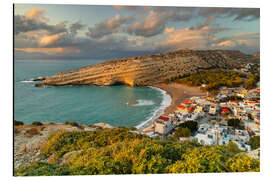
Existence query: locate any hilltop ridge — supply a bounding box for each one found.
[35,49,259,87]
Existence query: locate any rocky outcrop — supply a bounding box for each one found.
[35,49,259,87]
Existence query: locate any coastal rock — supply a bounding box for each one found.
[93,122,114,129]
[35,49,259,87]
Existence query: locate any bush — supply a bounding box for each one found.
[248,136,260,150]
[32,121,43,126]
[25,128,40,137]
[129,126,137,131]
[174,127,191,139]
[14,120,24,126]
[15,162,69,176]
[244,74,260,89]
[227,119,244,130]
[179,121,198,133]
[226,141,241,154]
[65,121,80,127]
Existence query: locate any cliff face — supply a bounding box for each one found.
[35,49,259,87]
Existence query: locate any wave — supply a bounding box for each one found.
[131,99,155,107]
[136,86,172,130]
[20,80,34,83]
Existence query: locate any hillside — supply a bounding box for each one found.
[15,127,260,176]
[35,49,259,87]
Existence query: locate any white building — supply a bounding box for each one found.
[154,116,175,136]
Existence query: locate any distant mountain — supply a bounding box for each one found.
[35,49,260,87]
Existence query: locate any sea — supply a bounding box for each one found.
[14,59,171,128]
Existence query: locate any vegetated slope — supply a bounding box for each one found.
[15,128,260,176]
[172,69,260,94]
[35,49,259,87]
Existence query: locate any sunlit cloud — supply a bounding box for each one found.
[15,47,81,55]
[25,8,49,22]
[14,5,260,59]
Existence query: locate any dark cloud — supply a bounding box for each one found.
[70,22,85,36]
[15,34,159,60]
[199,7,260,21]
[14,15,67,35]
[86,15,134,39]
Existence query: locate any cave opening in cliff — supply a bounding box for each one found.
[111,81,127,86]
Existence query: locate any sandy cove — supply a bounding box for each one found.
[154,83,206,115]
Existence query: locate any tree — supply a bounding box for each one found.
[179,121,198,133]
[244,74,260,89]
[227,119,241,129]
[174,127,191,139]
[226,141,241,154]
[248,136,260,150]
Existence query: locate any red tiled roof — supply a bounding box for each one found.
[158,116,169,121]
[178,105,185,108]
[143,130,154,134]
[182,100,191,104]
[221,107,230,113]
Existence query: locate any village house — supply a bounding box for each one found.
[154,116,175,136]
[209,105,217,115]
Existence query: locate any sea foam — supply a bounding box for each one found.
[20,80,34,83]
[136,86,172,129]
[132,99,155,107]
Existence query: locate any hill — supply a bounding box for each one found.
[35,49,259,87]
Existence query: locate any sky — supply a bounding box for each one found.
[14,4,260,60]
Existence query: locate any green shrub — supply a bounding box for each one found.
[14,120,24,126]
[248,136,260,150]
[25,128,40,137]
[65,121,80,127]
[32,121,43,126]
[15,162,69,176]
[129,126,137,131]
[179,121,198,133]
[174,127,191,139]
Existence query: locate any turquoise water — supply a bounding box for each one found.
[14,59,164,127]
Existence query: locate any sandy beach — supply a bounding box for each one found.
[137,83,206,132]
[154,83,206,115]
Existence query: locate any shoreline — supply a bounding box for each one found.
[137,83,206,132]
[136,86,172,131]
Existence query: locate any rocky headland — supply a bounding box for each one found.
[35,49,259,87]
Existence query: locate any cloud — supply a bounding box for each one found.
[14,6,259,59]
[112,5,137,11]
[156,25,228,50]
[39,34,62,46]
[205,16,215,26]
[211,32,260,53]
[87,15,134,39]
[112,5,152,12]
[126,7,194,37]
[70,22,85,36]
[15,47,80,55]
[14,15,67,35]
[25,8,49,22]
[199,7,260,21]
